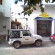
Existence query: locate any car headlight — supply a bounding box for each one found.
[51,37,53,39]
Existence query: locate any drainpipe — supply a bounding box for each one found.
[25,18,28,30]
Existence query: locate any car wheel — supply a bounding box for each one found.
[35,41,42,47]
[13,42,21,49]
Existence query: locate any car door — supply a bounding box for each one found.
[21,30,34,44]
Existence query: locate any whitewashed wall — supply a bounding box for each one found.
[0,0,54,35]
[27,5,55,34]
[0,17,10,35]
[0,0,12,35]
[0,0,14,17]
[10,1,55,34]
[0,5,3,12]
[45,5,55,18]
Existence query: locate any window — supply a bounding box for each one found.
[0,0,2,5]
[10,31,20,38]
[22,30,31,36]
[53,34,55,36]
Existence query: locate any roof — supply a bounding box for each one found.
[35,17,53,20]
[10,29,29,31]
[38,12,50,17]
[35,12,53,20]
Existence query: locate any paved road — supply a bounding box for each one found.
[0,39,55,55]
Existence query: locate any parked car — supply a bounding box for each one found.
[6,29,43,49]
[49,34,55,42]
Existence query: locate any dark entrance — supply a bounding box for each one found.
[37,20,52,36]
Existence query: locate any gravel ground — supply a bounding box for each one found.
[0,39,55,55]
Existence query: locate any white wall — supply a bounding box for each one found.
[0,5,3,12]
[0,0,12,35]
[11,3,55,34]
[27,5,55,34]
[3,1,54,34]
[0,17,10,35]
[45,5,55,18]
[27,5,41,34]
[0,0,14,17]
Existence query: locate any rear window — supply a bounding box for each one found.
[10,31,20,38]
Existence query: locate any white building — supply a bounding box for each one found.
[0,0,55,37]
[26,4,55,36]
[11,1,55,37]
[0,0,12,35]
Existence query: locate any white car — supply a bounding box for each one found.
[7,29,43,49]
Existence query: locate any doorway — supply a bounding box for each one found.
[37,20,52,36]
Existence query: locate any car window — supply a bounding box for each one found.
[22,30,31,36]
[53,34,55,36]
[10,31,20,38]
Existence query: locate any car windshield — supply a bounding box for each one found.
[22,30,31,36]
